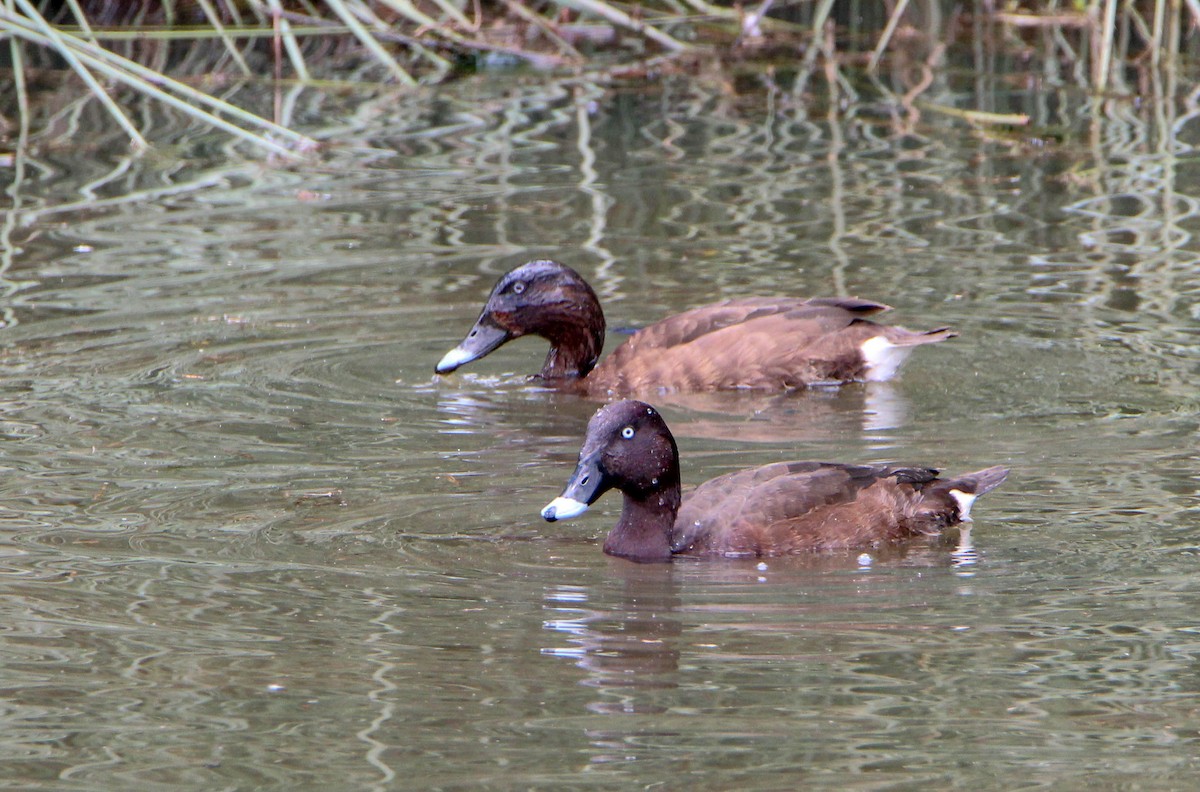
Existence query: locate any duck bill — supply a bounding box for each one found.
[435,316,512,374]
[541,454,607,522]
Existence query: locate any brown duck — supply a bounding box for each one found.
[435,260,956,394]
[541,400,1009,563]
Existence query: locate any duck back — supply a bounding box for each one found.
[582,297,949,394]
[671,463,1008,557]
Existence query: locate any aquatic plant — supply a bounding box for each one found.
[2,1,1199,155]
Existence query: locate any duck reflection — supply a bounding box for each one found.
[541,563,682,715]
[539,539,981,766]
[432,378,910,451]
[650,383,908,444]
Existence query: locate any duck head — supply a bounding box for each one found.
[542,400,681,523]
[436,260,606,380]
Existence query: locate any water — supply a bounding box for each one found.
[1,63,1199,789]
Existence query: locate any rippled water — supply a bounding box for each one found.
[2,63,1199,789]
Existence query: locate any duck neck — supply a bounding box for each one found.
[603,484,682,563]
[538,300,605,380]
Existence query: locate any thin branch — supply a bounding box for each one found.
[323,0,416,84]
[1095,0,1117,92]
[62,0,96,43]
[193,0,252,74]
[8,0,147,149]
[1,10,313,156]
[5,12,313,143]
[500,0,583,62]
[869,0,910,72]
[552,0,690,52]
[264,0,312,82]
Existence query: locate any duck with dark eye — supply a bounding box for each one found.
[435,260,958,394]
[540,400,1009,563]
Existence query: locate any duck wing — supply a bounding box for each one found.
[671,462,964,557]
[585,297,932,393]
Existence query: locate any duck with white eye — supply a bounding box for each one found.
[540,400,1009,564]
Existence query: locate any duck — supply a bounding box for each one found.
[540,400,1009,563]
[435,260,957,394]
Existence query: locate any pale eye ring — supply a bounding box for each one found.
[512,281,526,294]
[621,426,635,440]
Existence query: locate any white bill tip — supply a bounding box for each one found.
[541,496,589,522]
[436,345,475,374]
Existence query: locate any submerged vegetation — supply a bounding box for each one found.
[2,1,1200,157]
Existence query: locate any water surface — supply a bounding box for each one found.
[1,62,1199,789]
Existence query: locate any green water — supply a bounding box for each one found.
[1,64,1198,789]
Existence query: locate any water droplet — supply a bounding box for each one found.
[857,553,872,567]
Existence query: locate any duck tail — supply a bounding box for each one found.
[930,466,1009,523]
[951,465,1010,496]
[884,325,959,346]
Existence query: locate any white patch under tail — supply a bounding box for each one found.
[949,489,978,522]
[860,336,914,382]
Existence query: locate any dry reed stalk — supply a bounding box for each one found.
[2,0,1196,157]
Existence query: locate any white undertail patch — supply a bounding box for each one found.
[949,489,978,522]
[860,336,914,382]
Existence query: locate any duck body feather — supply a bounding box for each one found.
[672,461,1007,557]
[584,296,939,393]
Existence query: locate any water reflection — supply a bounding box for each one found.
[434,376,911,450]
[542,564,684,770]
[542,565,682,712]
[539,541,990,773]
[4,44,1200,789]
[651,383,910,447]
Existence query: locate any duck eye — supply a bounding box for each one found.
[512,281,526,294]
[621,426,635,440]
